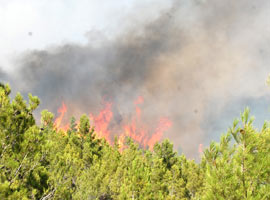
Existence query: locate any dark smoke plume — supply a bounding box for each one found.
[7,0,270,157]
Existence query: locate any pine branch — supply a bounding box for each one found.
[9,152,28,185]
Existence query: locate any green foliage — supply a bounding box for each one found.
[0,84,47,199]
[41,110,54,128]
[78,114,90,136]
[1,85,270,199]
[202,108,270,199]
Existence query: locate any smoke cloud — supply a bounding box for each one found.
[0,67,7,82]
[6,0,270,157]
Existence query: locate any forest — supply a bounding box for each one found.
[1,83,270,200]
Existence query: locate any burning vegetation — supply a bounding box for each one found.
[4,0,269,158]
[1,0,270,198]
[53,96,172,151]
[1,83,270,199]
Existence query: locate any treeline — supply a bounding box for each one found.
[0,83,270,199]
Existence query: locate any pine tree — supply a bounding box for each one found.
[0,84,48,199]
[203,108,270,199]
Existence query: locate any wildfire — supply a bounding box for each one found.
[89,102,113,142]
[54,96,172,150]
[54,102,67,129]
[148,117,172,150]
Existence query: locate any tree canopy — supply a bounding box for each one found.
[1,83,270,199]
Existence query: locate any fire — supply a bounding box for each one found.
[54,102,67,129]
[54,96,172,150]
[147,117,172,150]
[89,102,113,143]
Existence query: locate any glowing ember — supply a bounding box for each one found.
[54,96,172,150]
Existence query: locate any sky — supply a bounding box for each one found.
[1,0,270,158]
[0,0,131,70]
[0,0,170,71]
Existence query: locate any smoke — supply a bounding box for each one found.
[0,67,7,82]
[6,0,270,157]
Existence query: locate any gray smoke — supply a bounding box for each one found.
[6,0,270,158]
[0,67,7,82]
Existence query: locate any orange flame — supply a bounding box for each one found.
[148,117,172,150]
[54,96,172,151]
[89,102,113,142]
[54,102,67,129]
